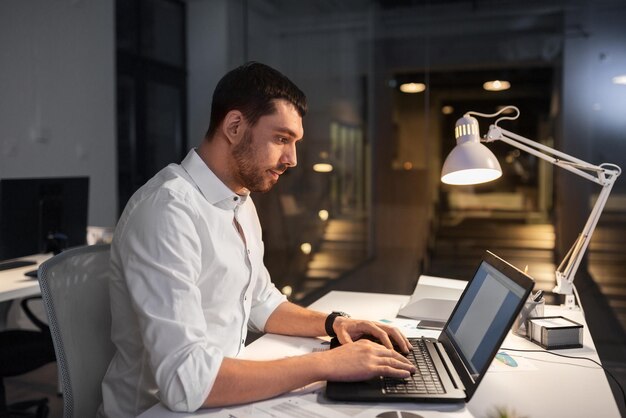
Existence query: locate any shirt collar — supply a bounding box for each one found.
[181,149,248,210]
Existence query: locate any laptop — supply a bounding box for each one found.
[325,251,534,403]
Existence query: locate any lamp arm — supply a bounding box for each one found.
[487,126,608,185]
[485,125,622,309]
[554,180,616,294]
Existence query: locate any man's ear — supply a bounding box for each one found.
[222,110,246,144]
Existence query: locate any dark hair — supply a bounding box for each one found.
[205,62,307,139]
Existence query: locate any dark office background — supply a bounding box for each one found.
[1,0,625,416]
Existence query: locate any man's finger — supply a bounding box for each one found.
[362,324,394,349]
[388,348,414,367]
[337,328,354,344]
[377,356,416,376]
[378,325,412,353]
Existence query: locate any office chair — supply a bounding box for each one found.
[38,244,114,418]
[0,296,56,418]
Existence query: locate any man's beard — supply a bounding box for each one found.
[232,129,287,193]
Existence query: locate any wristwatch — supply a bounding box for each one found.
[325,311,350,338]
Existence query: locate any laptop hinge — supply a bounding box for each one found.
[435,341,466,391]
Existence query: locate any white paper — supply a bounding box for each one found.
[398,279,466,322]
[192,390,475,418]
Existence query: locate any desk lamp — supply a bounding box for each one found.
[441,106,621,309]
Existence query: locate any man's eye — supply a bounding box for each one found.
[278,137,288,144]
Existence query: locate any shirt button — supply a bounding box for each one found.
[244,296,247,301]
[234,196,239,201]
[247,249,250,254]
[241,339,245,345]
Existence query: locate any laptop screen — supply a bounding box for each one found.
[445,259,528,376]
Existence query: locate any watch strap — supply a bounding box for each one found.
[325,311,349,337]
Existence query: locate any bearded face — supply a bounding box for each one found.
[228,99,302,193]
[232,128,288,193]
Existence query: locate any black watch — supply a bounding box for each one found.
[325,311,350,337]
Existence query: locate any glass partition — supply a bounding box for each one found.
[239,0,626,308]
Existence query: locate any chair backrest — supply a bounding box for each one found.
[38,244,114,418]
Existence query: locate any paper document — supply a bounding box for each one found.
[174,390,474,418]
[398,277,466,322]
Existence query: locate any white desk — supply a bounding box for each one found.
[141,287,621,418]
[0,253,52,330]
[0,253,51,303]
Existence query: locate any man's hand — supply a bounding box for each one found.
[264,302,412,353]
[318,338,416,381]
[333,316,413,354]
[203,338,416,408]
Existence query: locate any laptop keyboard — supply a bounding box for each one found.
[383,338,445,395]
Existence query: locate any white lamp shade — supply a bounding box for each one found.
[441,142,502,184]
[441,115,502,185]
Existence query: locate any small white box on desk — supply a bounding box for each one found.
[528,316,583,350]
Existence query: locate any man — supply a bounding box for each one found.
[100,62,415,417]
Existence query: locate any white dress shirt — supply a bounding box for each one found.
[100,149,287,417]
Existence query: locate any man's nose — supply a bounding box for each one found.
[282,142,297,167]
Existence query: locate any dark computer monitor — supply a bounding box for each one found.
[0,177,89,260]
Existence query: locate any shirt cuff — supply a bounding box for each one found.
[164,345,224,412]
[248,290,287,333]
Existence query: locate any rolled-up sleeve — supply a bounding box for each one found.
[248,263,287,332]
[117,190,220,412]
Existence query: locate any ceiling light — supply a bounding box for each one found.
[318,210,329,221]
[300,243,312,255]
[281,285,293,297]
[612,75,626,85]
[442,105,454,115]
[313,163,333,173]
[399,83,426,94]
[483,80,511,92]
